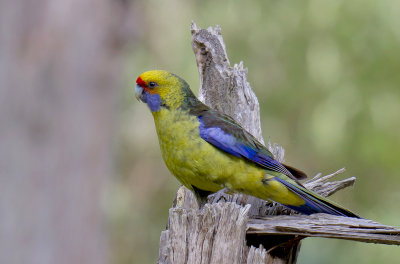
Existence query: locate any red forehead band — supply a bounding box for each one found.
[136,76,147,88]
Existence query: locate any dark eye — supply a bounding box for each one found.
[148,82,158,88]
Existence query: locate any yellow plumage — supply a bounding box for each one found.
[135,70,360,217]
[153,107,304,206]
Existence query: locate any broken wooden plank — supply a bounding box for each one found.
[247,214,400,245]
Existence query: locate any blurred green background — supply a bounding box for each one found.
[114,0,400,263]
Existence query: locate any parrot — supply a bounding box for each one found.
[135,70,360,218]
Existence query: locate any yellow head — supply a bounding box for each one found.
[135,70,190,111]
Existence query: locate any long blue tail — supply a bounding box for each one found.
[275,177,360,218]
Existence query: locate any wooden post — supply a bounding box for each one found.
[158,23,400,264]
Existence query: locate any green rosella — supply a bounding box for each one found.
[135,70,359,217]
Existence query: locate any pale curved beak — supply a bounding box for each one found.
[135,84,143,101]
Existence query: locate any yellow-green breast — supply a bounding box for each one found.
[152,108,263,191]
[152,107,304,206]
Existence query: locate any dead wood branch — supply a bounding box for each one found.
[158,22,400,264]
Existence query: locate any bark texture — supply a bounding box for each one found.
[158,22,400,264]
[248,214,400,245]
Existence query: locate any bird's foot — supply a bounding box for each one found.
[208,187,232,204]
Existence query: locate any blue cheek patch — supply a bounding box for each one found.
[142,93,161,112]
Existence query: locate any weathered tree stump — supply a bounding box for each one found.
[158,22,400,264]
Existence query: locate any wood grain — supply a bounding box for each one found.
[248,214,400,245]
[158,22,400,264]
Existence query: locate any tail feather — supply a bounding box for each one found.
[274,177,360,218]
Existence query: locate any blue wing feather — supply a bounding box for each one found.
[198,114,295,178]
[195,109,360,218]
